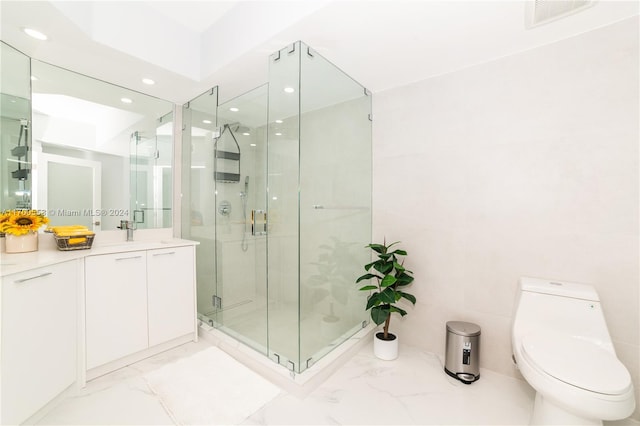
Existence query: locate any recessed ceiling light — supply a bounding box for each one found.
[275,119,283,124]
[120,97,133,104]
[23,28,48,41]
[275,132,282,136]
[30,75,38,81]
[283,87,295,93]
[250,143,257,147]
[242,132,250,136]
[229,107,239,112]
[202,119,212,124]
[142,78,155,85]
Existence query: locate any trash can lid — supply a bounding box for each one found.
[446,321,481,336]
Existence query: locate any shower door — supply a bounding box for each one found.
[183,86,270,354]
[212,85,269,353]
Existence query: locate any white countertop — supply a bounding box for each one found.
[0,231,199,277]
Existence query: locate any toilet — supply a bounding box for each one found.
[512,277,635,425]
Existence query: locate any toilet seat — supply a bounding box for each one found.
[522,333,632,396]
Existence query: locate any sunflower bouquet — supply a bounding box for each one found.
[0,210,50,236]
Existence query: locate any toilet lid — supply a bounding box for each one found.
[522,333,631,395]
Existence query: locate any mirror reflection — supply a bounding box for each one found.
[1,42,32,211]
[30,59,174,231]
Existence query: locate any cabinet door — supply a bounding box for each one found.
[2,260,78,425]
[85,252,148,369]
[147,246,195,346]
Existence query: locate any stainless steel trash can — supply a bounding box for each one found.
[444,321,481,384]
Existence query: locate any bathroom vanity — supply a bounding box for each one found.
[0,235,198,425]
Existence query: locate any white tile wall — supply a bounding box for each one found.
[372,16,639,419]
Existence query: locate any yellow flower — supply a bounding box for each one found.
[0,210,49,236]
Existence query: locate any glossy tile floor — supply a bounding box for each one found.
[35,338,639,425]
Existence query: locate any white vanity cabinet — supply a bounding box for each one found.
[1,259,79,426]
[85,251,148,369]
[147,246,195,347]
[84,244,196,375]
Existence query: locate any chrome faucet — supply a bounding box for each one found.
[117,220,135,241]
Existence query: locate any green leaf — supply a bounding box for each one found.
[391,249,407,256]
[356,273,380,283]
[366,292,381,310]
[373,261,393,275]
[371,305,390,325]
[364,261,377,271]
[393,261,405,272]
[358,285,377,291]
[389,306,408,316]
[394,272,414,286]
[399,292,417,305]
[367,243,386,254]
[380,275,397,287]
[379,287,397,304]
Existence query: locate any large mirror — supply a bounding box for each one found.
[1,41,175,231]
[1,42,32,212]
[26,58,174,231]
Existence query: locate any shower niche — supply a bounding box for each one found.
[182,41,372,373]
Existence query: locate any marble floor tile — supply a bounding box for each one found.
[243,344,535,425]
[34,337,640,426]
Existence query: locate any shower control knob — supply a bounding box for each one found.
[218,200,232,216]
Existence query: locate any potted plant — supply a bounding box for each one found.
[356,240,416,360]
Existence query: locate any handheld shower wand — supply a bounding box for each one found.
[242,176,249,197]
[241,176,249,252]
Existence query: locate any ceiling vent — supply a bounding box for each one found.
[525,0,597,29]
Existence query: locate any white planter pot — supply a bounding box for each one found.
[5,231,38,253]
[373,331,398,360]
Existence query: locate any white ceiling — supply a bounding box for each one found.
[1,1,638,105]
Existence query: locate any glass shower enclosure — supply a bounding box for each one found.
[183,42,372,373]
[130,112,174,229]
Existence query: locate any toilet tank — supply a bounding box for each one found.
[512,277,615,352]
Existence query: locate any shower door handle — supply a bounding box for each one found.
[251,209,267,236]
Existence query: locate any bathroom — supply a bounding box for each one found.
[0,1,638,425]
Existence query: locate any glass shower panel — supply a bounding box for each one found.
[130,113,173,229]
[156,112,173,228]
[214,85,269,355]
[298,42,372,366]
[267,44,302,370]
[181,87,218,323]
